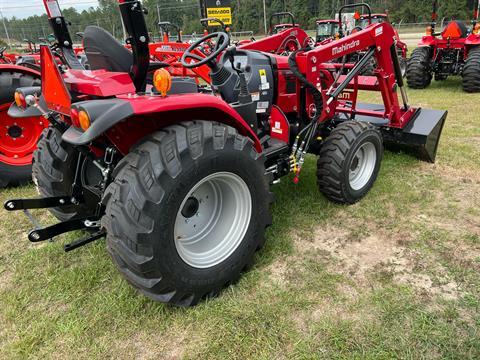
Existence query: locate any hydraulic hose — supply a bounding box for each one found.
[288,49,325,182]
[288,49,324,121]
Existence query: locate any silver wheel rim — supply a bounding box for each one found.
[174,172,252,269]
[349,142,377,191]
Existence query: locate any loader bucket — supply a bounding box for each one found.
[342,103,447,163]
[392,108,447,163]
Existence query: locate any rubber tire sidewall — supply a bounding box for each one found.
[342,130,383,202]
[0,162,31,188]
[104,122,272,306]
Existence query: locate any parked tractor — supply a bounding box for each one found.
[315,19,339,44]
[6,0,447,306]
[406,0,480,92]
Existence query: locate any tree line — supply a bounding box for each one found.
[2,0,478,45]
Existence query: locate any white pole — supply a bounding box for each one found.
[0,10,10,47]
[263,0,267,34]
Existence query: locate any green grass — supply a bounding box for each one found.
[1,78,480,359]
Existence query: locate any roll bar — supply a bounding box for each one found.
[158,21,182,43]
[338,3,372,37]
[118,0,150,92]
[42,0,83,69]
[269,12,296,34]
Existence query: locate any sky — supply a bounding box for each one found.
[1,0,100,19]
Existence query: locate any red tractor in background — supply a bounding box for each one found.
[269,12,300,34]
[406,0,480,92]
[315,19,339,44]
[5,0,447,306]
[0,38,45,188]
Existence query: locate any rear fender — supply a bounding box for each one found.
[0,64,40,79]
[0,66,42,118]
[7,87,44,118]
[63,94,263,154]
[465,33,480,47]
[418,36,436,47]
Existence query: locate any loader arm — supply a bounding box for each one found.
[238,27,309,54]
[295,22,412,128]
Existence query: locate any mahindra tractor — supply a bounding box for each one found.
[315,19,339,44]
[406,0,480,92]
[5,0,447,306]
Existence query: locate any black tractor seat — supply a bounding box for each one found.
[83,26,197,95]
[83,26,169,73]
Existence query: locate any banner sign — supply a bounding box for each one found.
[205,0,232,26]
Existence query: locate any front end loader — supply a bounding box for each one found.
[5,0,447,306]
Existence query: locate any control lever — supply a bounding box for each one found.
[225,46,258,132]
[226,46,252,105]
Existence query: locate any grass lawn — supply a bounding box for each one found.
[1,78,479,359]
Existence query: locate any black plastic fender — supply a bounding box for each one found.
[62,99,134,145]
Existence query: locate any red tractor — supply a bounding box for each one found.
[406,0,480,92]
[6,0,447,306]
[315,19,339,44]
[0,40,45,187]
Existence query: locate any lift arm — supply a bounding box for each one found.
[294,22,413,128]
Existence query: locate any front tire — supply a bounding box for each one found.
[462,47,480,93]
[406,47,432,89]
[317,121,383,204]
[102,121,273,306]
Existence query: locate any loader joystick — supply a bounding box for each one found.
[181,32,229,69]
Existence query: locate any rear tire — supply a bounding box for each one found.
[462,47,480,93]
[0,162,31,188]
[317,121,383,204]
[102,121,273,306]
[33,127,100,221]
[406,47,432,89]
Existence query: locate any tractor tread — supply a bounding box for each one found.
[406,47,432,89]
[316,121,383,204]
[33,127,95,221]
[463,47,480,93]
[102,121,273,306]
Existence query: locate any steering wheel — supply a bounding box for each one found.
[350,26,364,35]
[181,32,229,69]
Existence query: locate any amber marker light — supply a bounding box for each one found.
[78,110,91,131]
[153,68,172,97]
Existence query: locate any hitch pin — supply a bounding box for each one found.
[25,95,48,116]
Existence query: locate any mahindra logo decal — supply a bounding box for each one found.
[332,40,361,56]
